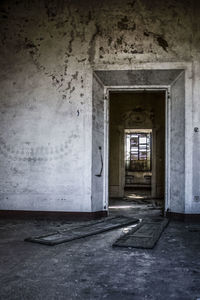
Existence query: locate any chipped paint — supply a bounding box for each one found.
[0,0,199,213]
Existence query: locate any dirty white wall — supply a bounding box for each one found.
[91,75,104,212]
[0,0,200,214]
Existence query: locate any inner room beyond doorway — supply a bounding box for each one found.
[109,91,165,218]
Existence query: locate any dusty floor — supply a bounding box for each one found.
[110,188,163,218]
[0,194,200,300]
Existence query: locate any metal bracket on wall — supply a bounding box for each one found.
[95,146,103,177]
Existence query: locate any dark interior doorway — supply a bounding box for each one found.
[108,91,165,218]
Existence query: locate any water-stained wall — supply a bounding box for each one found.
[0,0,200,213]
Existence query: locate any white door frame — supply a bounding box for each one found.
[103,86,170,214]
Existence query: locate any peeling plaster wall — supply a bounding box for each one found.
[0,0,200,213]
[0,0,94,211]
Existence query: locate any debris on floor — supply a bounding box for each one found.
[113,218,169,249]
[25,215,139,246]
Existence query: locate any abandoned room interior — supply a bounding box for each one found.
[0,0,200,299]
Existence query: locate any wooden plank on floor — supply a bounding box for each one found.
[25,216,139,246]
[113,218,169,249]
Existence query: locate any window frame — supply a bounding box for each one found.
[125,131,152,172]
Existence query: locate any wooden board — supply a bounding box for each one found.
[25,216,139,246]
[113,218,169,249]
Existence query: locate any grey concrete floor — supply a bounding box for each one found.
[0,198,200,300]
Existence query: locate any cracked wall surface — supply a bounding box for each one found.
[0,0,200,212]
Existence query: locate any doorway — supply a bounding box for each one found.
[108,91,165,217]
[125,129,152,199]
[92,69,186,216]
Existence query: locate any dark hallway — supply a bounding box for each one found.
[109,91,165,218]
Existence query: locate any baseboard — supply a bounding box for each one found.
[166,211,200,222]
[0,210,108,221]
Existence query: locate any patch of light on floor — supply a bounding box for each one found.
[123,222,140,233]
[109,205,135,209]
[127,194,144,199]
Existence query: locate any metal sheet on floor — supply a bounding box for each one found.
[25,216,139,246]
